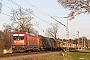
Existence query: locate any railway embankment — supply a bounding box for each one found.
[0,51,60,60]
[0,48,90,60]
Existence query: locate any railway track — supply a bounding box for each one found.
[0,51,59,58]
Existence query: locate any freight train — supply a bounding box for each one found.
[11,32,76,52]
[11,32,61,52]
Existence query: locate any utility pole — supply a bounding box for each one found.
[76,31,80,49]
[84,37,85,48]
[77,31,79,45]
[66,18,69,51]
[82,38,83,48]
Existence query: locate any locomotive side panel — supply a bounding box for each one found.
[29,34,39,48]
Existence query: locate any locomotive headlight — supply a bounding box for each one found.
[14,41,16,43]
[20,40,24,44]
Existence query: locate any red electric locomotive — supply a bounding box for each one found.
[11,32,39,52]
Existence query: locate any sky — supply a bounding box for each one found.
[0,0,90,39]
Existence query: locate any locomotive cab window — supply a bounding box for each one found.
[19,36,24,40]
[13,34,24,40]
[13,36,18,40]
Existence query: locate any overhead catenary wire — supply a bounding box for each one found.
[1,12,11,17]
[8,0,21,8]
[69,32,77,37]
[50,16,66,27]
[24,0,50,16]
[24,0,55,23]
[24,0,49,22]
[1,0,49,32]
[8,0,52,25]
[2,3,11,9]
[51,16,77,38]
[2,2,34,25]
[1,3,22,25]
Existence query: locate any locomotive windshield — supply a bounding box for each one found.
[13,34,24,40]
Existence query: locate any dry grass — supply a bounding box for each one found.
[1,50,90,60]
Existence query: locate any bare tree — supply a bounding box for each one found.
[45,23,59,40]
[3,30,11,49]
[57,0,90,19]
[0,29,11,51]
[0,30,4,51]
[3,8,38,36]
[2,24,12,49]
[10,8,33,32]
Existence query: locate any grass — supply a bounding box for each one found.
[76,49,90,53]
[23,52,66,60]
[84,48,90,50]
[16,48,90,60]
[23,50,90,60]
[37,54,63,60]
[64,49,90,60]
[65,52,90,60]
[36,50,90,60]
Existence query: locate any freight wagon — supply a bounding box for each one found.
[38,35,46,51]
[44,37,56,51]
